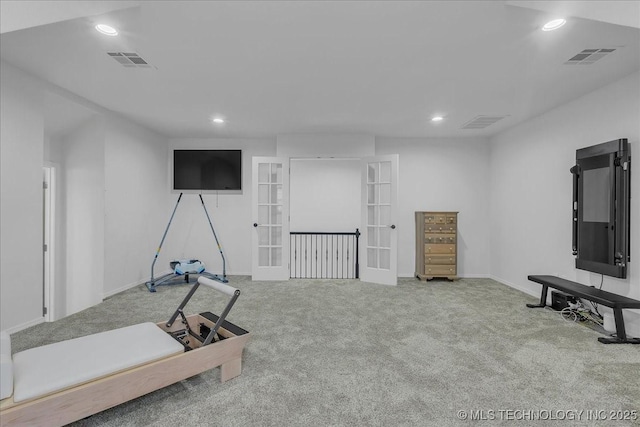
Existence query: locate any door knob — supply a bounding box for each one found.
[253,223,258,227]
[390,225,396,229]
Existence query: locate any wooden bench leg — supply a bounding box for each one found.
[220,358,242,382]
[526,285,548,308]
[598,308,640,344]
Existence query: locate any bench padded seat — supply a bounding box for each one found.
[12,322,184,403]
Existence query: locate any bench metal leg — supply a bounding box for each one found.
[526,285,548,308]
[598,308,640,344]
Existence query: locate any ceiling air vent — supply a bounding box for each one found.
[461,115,508,130]
[107,52,151,68]
[565,48,616,65]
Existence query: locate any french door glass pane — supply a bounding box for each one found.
[271,205,282,225]
[258,227,269,245]
[380,161,391,182]
[258,185,269,203]
[379,184,391,204]
[270,184,282,204]
[367,248,378,268]
[368,164,378,183]
[258,164,269,182]
[367,226,377,246]
[259,247,270,267]
[379,205,390,225]
[379,249,390,269]
[379,227,391,248]
[271,164,282,183]
[367,184,376,204]
[258,206,269,224]
[271,248,282,266]
[367,206,377,226]
[271,226,282,245]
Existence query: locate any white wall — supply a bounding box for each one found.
[103,116,169,297]
[63,117,105,315]
[376,137,491,278]
[277,134,374,158]
[1,60,172,330]
[490,71,640,336]
[165,138,277,275]
[0,61,45,332]
[290,158,360,232]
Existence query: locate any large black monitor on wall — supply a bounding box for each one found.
[173,149,242,191]
[571,139,630,278]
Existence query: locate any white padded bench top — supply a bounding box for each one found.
[12,322,184,403]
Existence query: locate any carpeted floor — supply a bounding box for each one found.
[8,277,640,426]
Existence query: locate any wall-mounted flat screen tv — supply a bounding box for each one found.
[571,139,630,278]
[173,150,242,191]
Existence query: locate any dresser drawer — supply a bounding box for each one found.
[425,214,446,224]
[425,223,456,234]
[425,265,456,276]
[424,234,456,244]
[425,244,456,254]
[425,255,456,265]
[425,214,457,225]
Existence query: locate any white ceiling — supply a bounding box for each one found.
[0,1,140,34]
[506,1,640,29]
[43,91,97,138]
[1,1,638,139]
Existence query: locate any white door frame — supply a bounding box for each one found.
[360,155,399,286]
[43,165,56,321]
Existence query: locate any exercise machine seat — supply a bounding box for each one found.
[0,331,12,400]
[11,322,183,403]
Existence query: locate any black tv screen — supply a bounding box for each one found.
[173,150,242,191]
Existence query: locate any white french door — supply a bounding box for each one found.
[360,155,398,286]
[252,157,290,280]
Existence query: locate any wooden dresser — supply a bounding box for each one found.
[415,211,458,280]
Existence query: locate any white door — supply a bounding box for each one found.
[360,155,398,285]
[252,157,290,280]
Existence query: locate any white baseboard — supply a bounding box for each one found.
[102,280,143,299]
[3,316,45,335]
[489,275,540,299]
[102,269,174,299]
[398,273,491,279]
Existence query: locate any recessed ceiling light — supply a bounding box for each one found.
[95,24,118,36]
[212,117,225,124]
[542,19,566,32]
[431,116,444,122]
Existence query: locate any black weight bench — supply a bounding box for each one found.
[527,275,640,344]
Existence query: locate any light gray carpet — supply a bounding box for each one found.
[9,277,640,426]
